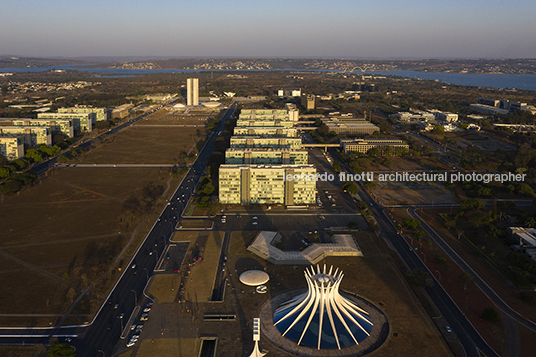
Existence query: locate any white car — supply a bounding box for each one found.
[252,221,258,225]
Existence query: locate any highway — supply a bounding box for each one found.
[329,148,500,357]
[73,102,237,357]
[0,103,236,355]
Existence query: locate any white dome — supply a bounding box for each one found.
[173,103,186,108]
[201,101,221,108]
[240,270,270,286]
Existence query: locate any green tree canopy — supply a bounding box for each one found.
[48,343,75,357]
[331,161,341,173]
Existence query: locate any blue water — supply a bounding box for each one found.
[363,70,536,91]
[1,65,536,91]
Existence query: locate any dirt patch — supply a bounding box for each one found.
[0,167,176,323]
[372,180,457,205]
[78,126,201,164]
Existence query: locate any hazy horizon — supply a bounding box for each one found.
[2,0,535,59]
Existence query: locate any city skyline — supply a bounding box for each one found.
[1,0,536,59]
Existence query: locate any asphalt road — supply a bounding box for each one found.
[75,103,237,357]
[0,103,236,353]
[329,148,500,357]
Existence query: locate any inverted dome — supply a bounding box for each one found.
[273,265,373,350]
[201,101,221,108]
[240,270,270,286]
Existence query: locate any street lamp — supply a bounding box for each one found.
[143,268,149,284]
[435,269,441,282]
[119,314,124,331]
[153,250,159,261]
[131,289,138,307]
[421,251,426,263]
[97,350,105,357]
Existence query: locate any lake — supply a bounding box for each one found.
[1,66,536,91]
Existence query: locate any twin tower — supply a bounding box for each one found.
[186,78,199,106]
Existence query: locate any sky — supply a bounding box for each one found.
[1,0,535,59]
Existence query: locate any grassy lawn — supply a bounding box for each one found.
[78,126,200,164]
[134,338,198,357]
[0,165,183,323]
[148,274,183,304]
[183,231,223,303]
[178,219,209,229]
[0,345,47,357]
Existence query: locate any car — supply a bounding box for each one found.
[143,307,151,313]
[107,324,112,331]
[131,264,136,269]
[445,326,452,333]
[127,340,136,348]
[130,324,136,330]
[114,303,119,309]
[252,221,258,225]
[119,313,125,319]
[140,313,149,321]
[135,325,143,333]
[253,216,258,220]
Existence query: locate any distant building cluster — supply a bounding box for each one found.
[2,80,99,94]
[219,104,317,206]
[322,114,380,136]
[508,227,536,261]
[340,138,409,155]
[0,105,108,160]
[391,108,460,132]
[470,98,536,115]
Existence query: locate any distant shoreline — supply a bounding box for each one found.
[1,66,536,91]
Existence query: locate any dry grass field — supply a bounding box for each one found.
[133,338,198,357]
[183,231,223,303]
[78,126,201,164]
[372,180,457,205]
[147,274,183,304]
[0,166,181,325]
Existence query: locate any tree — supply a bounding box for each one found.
[201,182,215,196]
[348,221,359,229]
[458,272,473,290]
[342,181,358,195]
[432,126,445,135]
[0,154,8,166]
[481,307,499,323]
[517,183,534,197]
[0,166,13,179]
[48,343,75,357]
[0,179,23,194]
[331,161,341,173]
[25,149,43,163]
[402,218,420,230]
